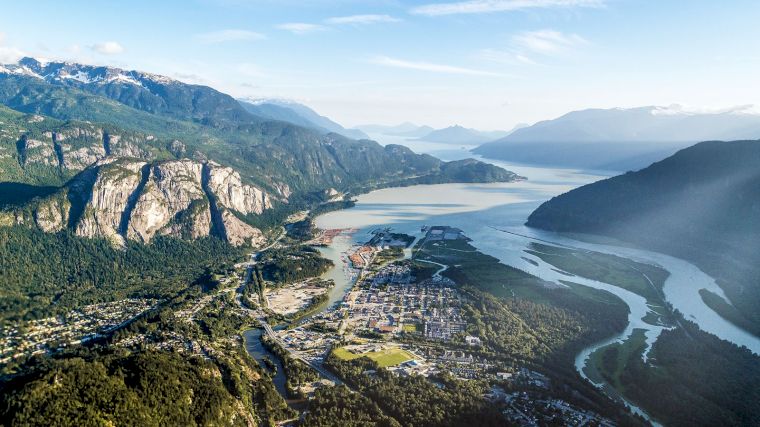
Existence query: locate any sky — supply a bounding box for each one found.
[1,0,760,130]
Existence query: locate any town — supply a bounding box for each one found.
[0,224,616,426]
[0,298,155,365]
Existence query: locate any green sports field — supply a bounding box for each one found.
[333,347,415,368]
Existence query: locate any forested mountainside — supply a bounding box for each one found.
[2,57,255,127]
[0,59,519,247]
[527,139,760,336]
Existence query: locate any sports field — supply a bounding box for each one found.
[333,346,415,368]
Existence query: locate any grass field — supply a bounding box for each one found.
[413,236,553,302]
[585,328,648,392]
[333,347,415,368]
[526,243,670,303]
[402,323,420,333]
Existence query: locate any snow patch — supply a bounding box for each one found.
[651,104,760,116]
[104,73,144,87]
[61,70,103,84]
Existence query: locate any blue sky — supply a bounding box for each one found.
[1,0,760,130]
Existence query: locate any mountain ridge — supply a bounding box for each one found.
[238,98,369,140]
[527,139,760,336]
[474,105,760,170]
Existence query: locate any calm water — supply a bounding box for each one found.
[243,329,288,397]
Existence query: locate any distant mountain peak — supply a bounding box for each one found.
[649,103,760,117]
[473,104,760,170]
[237,97,369,139]
[2,57,180,88]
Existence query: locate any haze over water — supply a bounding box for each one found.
[317,135,760,356]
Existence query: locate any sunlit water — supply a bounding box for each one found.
[311,133,760,420]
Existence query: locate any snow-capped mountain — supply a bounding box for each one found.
[0,57,175,88]
[0,57,252,126]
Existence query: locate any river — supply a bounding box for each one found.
[243,133,760,419]
[309,132,760,421]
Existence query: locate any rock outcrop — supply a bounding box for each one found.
[206,163,272,215]
[4,155,275,247]
[32,195,70,232]
[12,122,149,176]
[127,160,210,243]
[220,210,265,247]
[0,192,71,232]
[20,137,57,166]
[76,159,146,244]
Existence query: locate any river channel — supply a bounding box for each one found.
[312,134,760,421]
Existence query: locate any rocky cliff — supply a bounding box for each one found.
[206,163,273,215]
[2,158,275,247]
[76,159,146,245]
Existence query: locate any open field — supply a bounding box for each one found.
[266,279,331,316]
[414,234,554,302]
[525,243,670,303]
[333,346,415,368]
[585,328,648,392]
[402,323,420,333]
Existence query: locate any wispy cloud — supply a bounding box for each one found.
[325,14,401,25]
[196,29,265,44]
[512,29,586,54]
[89,41,124,55]
[369,55,502,76]
[411,0,603,16]
[276,22,327,35]
[479,48,537,65]
[480,29,586,65]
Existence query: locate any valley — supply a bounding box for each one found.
[0,22,757,425]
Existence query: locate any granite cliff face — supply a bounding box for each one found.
[127,160,210,243]
[220,210,265,247]
[3,158,275,247]
[206,163,272,215]
[75,159,147,244]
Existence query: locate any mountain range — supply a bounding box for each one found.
[527,139,760,336]
[0,58,518,247]
[357,122,435,137]
[358,123,515,144]
[474,106,760,170]
[418,125,510,145]
[238,98,368,140]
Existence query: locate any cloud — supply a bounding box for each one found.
[480,29,586,65]
[0,32,25,62]
[512,29,586,54]
[479,48,537,65]
[369,55,502,76]
[325,14,401,25]
[89,41,125,55]
[651,104,760,116]
[411,0,602,16]
[196,29,265,44]
[276,23,327,35]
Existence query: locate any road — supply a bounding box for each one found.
[235,229,345,386]
[235,291,344,385]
